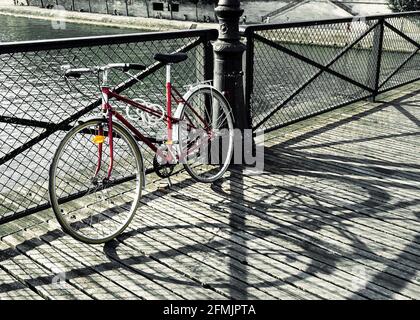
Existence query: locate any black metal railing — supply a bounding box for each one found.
[0,29,217,224]
[242,11,420,133]
[2,11,420,226]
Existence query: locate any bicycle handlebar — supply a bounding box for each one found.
[64,63,146,78]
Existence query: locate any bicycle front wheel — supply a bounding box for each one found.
[49,118,144,244]
[178,86,234,183]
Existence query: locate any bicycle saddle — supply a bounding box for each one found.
[154,52,188,64]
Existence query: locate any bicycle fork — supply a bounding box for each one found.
[93,86,114,183]
[162,63,174,188]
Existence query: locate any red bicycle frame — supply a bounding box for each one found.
[97,64,211,179]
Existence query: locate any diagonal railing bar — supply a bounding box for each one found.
[0,101,100,167]
[252,22,378,130]
[383,21,420,50]
[242,12,420,133]
[0,37,204,168]
[0,28,217,224]
[108,36,204,94]
[253,34,374,94]
[379,48,420,90]
[378,76,420,94]
[3,12,420,226]
[0,166,156,225]
[0,116,56,129]
[251,95,370,137]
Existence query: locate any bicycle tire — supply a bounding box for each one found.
[177,86,234,183]
[49,118,144,244]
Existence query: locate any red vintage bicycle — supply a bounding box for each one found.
[49,52,234,244]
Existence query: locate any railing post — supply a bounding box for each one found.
[125,0,129,16]
[370,18,385,101]
[214,0,251,164]
[244,30,254,131]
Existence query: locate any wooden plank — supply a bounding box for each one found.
[0,268,43,300]
[164,173,417,299]
[0,239,91,299]
[5,215,224,300]
[0,81,419,299]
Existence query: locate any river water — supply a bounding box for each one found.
[0,14,142,42]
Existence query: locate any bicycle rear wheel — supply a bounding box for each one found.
[177,86,234,183]
[49,118,143,244]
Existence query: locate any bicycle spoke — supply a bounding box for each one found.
[179,88,234,183]
[50,119,142,244]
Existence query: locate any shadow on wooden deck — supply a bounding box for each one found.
[0,82,419,300]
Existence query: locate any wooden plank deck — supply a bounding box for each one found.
[0,82,419,300]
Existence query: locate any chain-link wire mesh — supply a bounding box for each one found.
[379,16,420,91]
[243,13,420,133]
[2,13,420,225]
[0,30,216,224]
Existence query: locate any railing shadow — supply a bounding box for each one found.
[0,89,419,299]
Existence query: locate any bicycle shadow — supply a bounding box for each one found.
[0,89,419,299]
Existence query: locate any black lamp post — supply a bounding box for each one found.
[213,0,250,133]
[214,0,252,165]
